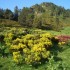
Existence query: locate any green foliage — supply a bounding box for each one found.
[0,9,4,19]
[33,16,42,28]
[0,19,20,27]
[4,9,13,19]
[0,2,70,30]
[18,2,70,30]
[18,7,34,27]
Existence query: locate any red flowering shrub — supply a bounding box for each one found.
[56,35,70,42]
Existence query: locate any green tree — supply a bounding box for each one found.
[33,16,42,28]
[13,6,19,21]
[0,8,4,19]
[18,7,34,27]
[4,9,13,19]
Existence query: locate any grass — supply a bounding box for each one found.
[0,42,70,70]
[58,43,70,69]
[0,43,70,70]
[29,26,70,35]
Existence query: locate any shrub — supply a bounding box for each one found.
[55,35,70,45]
[4,32,61,65]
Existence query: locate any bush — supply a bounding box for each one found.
[4,32,61,65]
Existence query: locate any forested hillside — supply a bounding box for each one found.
[0,2,70,30]
[19,2,70,30]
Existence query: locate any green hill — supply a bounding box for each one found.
[0,2,70,30]
[19,2,70,30]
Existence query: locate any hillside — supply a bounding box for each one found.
[32,2,70,19]
[18,2,70,30]
[0,2,70,30]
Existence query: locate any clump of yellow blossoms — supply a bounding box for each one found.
[58,42,65,45]
[4,33,14,46]
[4,32,61,65]
[13,51,23,64]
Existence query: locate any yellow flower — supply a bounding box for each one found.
[42,51,50,58]
[24,34,34,40]
[23,48,29,53]
[58,42,65,45]
[32,45,38,51]
[11,45,18,49]
[40,33,53,38]
[13,51,20,56]
[18,43,26,49]
[28,40,33,47]
[46,41,52,45]
[13,38,22,43]
[13,58,18,63]
[61,42,65,44]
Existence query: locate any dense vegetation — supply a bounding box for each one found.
[0,27,70,70]
[0,2,70,30]
[0,2,70,70]
[19,2,70,30]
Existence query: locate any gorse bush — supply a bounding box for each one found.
[3,27,28,45]
[3,32,62,65]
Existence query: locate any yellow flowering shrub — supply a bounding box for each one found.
[4,32,61,65]
[23,48,30,54]
[4,33,14,46]
[4,27,28,47]
[13,51,23,64]
[40,33,53,38]
[13,38,23,44]
[10,43,26,50]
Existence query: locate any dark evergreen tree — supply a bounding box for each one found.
[18,7,34,27]
[4,9,13,19]
[0,8,4,19]
[13,6,19,21]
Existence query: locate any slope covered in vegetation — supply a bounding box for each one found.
[19,2,70,30]
[0,2,70,30]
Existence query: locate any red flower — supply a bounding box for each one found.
[56,35,70,42]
